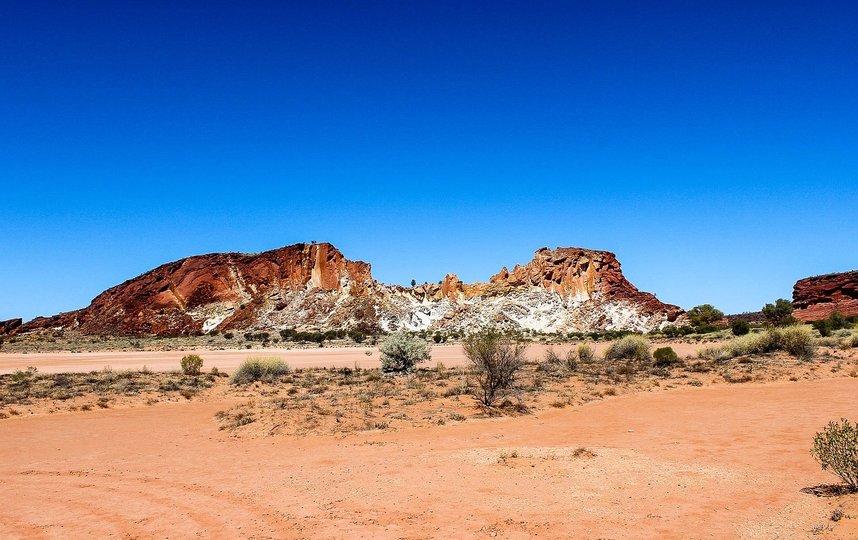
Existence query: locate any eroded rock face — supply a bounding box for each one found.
[20,243,374,336]
[18,244,683,336]
[793,270,858,322]
[0,318,22,336]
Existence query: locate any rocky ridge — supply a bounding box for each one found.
[793,270,858,322]
[9,243,683,336]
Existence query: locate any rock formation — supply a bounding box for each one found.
[793,270,858,322]
[0,318,22,336]
[14,243,683,336]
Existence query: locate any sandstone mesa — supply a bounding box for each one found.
[793,269,858,322]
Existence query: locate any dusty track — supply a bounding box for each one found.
[2,378,856,538]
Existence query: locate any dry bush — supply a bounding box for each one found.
[577,343,595,363]
[604,335,651,364]
[180,354,203,375]
[463,329,527,407]
[230,357,291,384]
[702,326,815,360]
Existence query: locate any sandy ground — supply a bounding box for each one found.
[0,342,707,374]
[2,374,857,539]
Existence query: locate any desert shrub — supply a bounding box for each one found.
[577,343,595,363]
[433,333,443,343]
[829,312,850,331]
[776,325,816,359]
[811,418,858,490]
[688,304,724,327]
[762,298,796,327]
[652,347,679,367]
[543,347,561,364]
[731,319,750,336]
[701,326,814,360]
[230,357,291,384]
[378,331,431,373]
[180,354,203,375]
[604,335,651,363]
[813,312,851,337]
[661,325,694,338]
[463,329,527,407]
[544,347,577,370]
[563,348,578,370]
[223,332,234,340]
[812,319,833,337]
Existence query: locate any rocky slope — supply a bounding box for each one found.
[0,318,22,336]
[11,243,683,336]
[793,270,858,321]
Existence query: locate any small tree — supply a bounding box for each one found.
[379,331,431,373]
[410,279,417,287]
[762,298,796,327]
[811,418,858,491]
[180,354,203,376]
[731,319,751,336]
[687,304,724,327]
[463,329,527,407]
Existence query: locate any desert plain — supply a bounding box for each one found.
[1,338,857,539]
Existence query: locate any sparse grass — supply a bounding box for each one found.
[230,357,291,384]
[0,367,213,408]
[604,335,651,363]
[701,326,816,361]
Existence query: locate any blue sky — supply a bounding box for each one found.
[2,1,857,322]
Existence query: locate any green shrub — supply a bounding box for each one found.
[223,332,234,340]
[811,418,858,490]
[731,320,751,336]
[813,312,851,337]
[604,335,651,363]
[829,312,850,331]
[688,304,724,327]
[230,357,291,384]
[379,331,431,373]
[652,347,679,367]
[762,299,796,326]
[180,354,203,376]
[433,333,443,343]
[812,319,832,337]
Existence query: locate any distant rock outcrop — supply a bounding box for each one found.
[18,243,683,336]
[793,270,858,322]
[0,318,22,336]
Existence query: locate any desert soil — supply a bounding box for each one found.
[0,342,707,375]
[1,355,856,538]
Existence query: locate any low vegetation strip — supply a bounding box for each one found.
[699,326,816,361]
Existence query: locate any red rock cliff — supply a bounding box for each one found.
[20,243,373,336]
[793,270,858,321]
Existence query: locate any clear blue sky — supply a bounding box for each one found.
[2,1,857,322]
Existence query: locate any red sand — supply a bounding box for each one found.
[2,377,856,538]
[0,342,706,374]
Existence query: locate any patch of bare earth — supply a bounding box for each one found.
[1,346,857,538]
